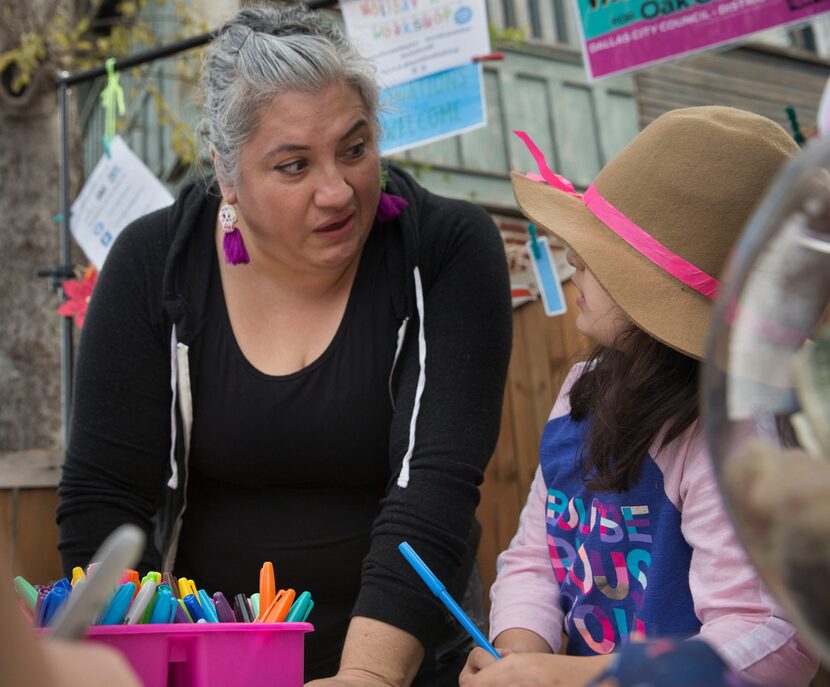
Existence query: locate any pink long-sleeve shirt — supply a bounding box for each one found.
[489,364,817,685]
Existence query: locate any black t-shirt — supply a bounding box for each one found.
[175,224,399,677]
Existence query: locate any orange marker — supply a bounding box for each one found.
[258,588,295,624]
[258,562,276,621]
[123,570,140,600]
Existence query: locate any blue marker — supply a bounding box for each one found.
[197,589,219,623]
[99,582,136,625]
[183,593,206,623]
[399,542,501,660]
[39,585,70,627]
[149,587,174,624]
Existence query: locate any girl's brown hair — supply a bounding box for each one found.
[569,326,699,492]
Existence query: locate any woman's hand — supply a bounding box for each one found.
[305,617,423,687]
[459,650,613,687]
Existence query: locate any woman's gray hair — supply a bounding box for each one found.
[200,3,379,186]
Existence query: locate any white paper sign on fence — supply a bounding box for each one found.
[341,0,491,88]
[70,136,174,270]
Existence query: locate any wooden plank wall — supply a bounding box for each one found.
[0,488,62,584]
[635,45,829,133]
[476,282,589,607]
[0,449,64,584]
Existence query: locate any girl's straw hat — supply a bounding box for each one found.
[512,106,799,359]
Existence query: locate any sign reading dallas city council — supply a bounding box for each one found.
[573,0,830,80]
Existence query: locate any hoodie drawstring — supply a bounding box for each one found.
[397,266,426,488]
[167,328,180,489]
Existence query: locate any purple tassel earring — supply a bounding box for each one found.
[376,192,408,223]
[220,203,250,265]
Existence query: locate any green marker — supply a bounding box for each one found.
[14,576,38,611]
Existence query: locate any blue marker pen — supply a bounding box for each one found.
[197,589,219,623]
[399,542,501,660]
[40,585,70,627]
[99,582,136,625]
[149,587,174,624]
[183,593,206,623]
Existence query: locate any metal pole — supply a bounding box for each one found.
[58,76,73,448]
[56,32,215,87]
[54,0,337,87]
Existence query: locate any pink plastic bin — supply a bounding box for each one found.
[84,622,313,687]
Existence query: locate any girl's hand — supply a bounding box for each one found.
[459,651,613,687]
[460,646,503,680]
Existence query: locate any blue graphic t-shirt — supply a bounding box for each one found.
[541,413,701,655]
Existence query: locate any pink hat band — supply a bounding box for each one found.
[514,130,720,300]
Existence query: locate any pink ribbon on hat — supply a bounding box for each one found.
[514,130,719,300]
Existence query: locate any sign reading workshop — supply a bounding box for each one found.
[573,0,830,80]
[341,0,491,154]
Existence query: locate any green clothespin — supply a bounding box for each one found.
[785,105,806,146]
[100,58,126,157]
[527,223,542,260]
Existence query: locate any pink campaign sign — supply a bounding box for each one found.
[575,0,830,80]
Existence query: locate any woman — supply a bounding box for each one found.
[56,4,512,685]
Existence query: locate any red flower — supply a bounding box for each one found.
[57,267,97,329]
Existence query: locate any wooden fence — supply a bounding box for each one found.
[0,449,63,584]
[476,281,588,603]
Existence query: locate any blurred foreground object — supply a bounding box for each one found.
[588,638,752,687]
[703,134,830,662]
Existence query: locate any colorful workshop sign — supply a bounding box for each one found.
[378,62,486,155]
[341,0,491,87]
[71,136,173,270]
[573,0,830,80]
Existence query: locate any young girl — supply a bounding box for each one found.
[460,107,818,687]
